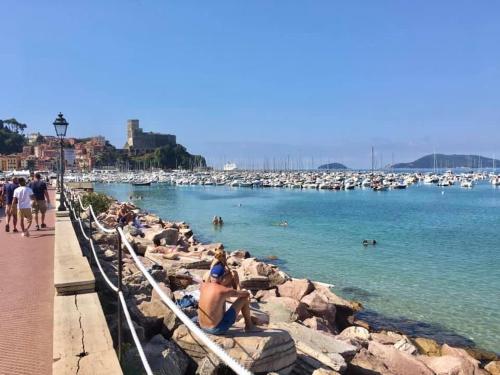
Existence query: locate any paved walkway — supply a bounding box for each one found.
[0,189,55,375]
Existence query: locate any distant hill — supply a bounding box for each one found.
[318,162,348,170]
[392,154,500,169]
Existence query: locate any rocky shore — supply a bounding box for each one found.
[75,195,499,375]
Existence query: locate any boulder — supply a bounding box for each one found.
[466,348,498,362]
[303,316,336,335]
[179,227,193,238]
[145,228,179,246]
[230,250,251,259]
[394,337,418,355]
[124,334,189,375]
[441,344,488,375]
[93,232,117,246]
[301,290,336,325]
[278,279,315,301]
[485,361,500,375]
[413,337,442,356]
[337,326,371,343]
[312,369,341,375]
[172,324,297,374]
[254,288,278,301]
[268,269,291,288]
[371,331,406,345]
[351,341,434,375]
[273,322,358,373]
[418,354,477,375]
[259,297,311,323]
[136,284,180,337]
[313,283,362,329]
[239,274,270,291]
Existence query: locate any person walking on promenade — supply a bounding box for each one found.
[29,173,50,230]
[12,177,35,237]
[4,177,20,233]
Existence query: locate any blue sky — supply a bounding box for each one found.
[1,1,499,168]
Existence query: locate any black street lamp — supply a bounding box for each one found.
[53,112,69,211]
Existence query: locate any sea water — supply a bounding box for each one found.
[96,182,500,352]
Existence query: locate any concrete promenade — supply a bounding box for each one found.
[0,189,55,375]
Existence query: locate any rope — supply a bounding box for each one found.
[89,238,119,292]
[119,291,154,375]
[77,218,90,241]
[117,227,252,375]
[88,205,116,234]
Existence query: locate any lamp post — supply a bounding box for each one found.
[53,112,69,211]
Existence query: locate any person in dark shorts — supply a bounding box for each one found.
[4,177,20,232]
[29,173,50,230]
[198,264,256,335]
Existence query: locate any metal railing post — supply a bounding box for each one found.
[117,228,123,362]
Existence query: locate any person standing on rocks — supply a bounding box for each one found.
[198,263,256,335]
[4,177,20,233]
[29,173,50,230]
[12,178,35,237]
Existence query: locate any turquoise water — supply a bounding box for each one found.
[96,182,500,352]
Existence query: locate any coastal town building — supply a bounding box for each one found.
[125,119,176,154]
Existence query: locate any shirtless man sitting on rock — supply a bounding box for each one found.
[202,249,240,290]
[198,264,257,335]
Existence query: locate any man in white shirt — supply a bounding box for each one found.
[13,177,35,237]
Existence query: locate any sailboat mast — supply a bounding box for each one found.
[371,146,374,176]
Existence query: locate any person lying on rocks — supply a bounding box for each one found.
[150,238,177,254]
[203,249,240,290]
[198,264,257,335]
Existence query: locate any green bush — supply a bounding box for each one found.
[81,192,112,214]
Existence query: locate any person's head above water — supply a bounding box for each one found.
[210,263,225,283]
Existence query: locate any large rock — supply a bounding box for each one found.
[273,322,357,373]
[441,344,488,375]
[313,283,362,329]
[254,288,278,301]
[136,283,180,337]
[301,290,337,325]
[278,279,315,301]
[337,326,370,344]
[413,337,442,356]
[145,228,179,246]
[172,324,297,374]
[124,334,189,375]
[312,369,340,375]
[485,361,500,375]
[259,297,311,323]
[418,354,477,375]
[371,331,406,345]
[394,337,418,355]
[351,341,435,375]
[303,316,336,335]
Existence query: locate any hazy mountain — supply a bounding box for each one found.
[392,154,500,169]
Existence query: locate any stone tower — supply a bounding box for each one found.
[127,119,140,148]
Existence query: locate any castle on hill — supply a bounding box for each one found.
[125,119,176,154]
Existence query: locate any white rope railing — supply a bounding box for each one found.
[88,204,116,234]
[89,238,119,293]
[118,227,252,375]
[77,218,90,241]
[119,291,154,375]
[67,188,253,375]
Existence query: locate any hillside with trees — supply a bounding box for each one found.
[392,154,500,169]
[0,119,27,154]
